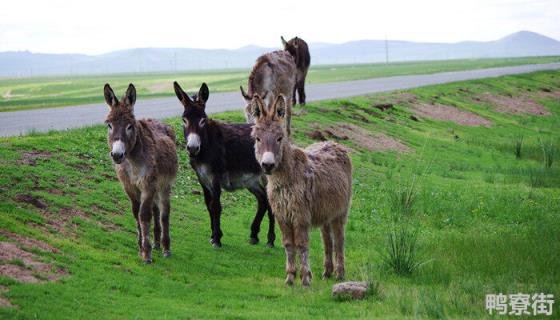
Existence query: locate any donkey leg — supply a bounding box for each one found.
[125,189,142,255]
[152,204,161,251]
[202,186,216,244]
[248,188,267,245]
[298,81,306,106]
[332,217,346,280]
[265,203,276,247]
[210,183,223,248]
[295,224,312,287]
[320,223,334,279]
[159,188,172,257]
[278,220,296,285]
[292,86,297,108]
[139,192,154,264]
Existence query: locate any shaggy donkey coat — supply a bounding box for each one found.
[174,82,275,248]
[240,50,296,136]
[281,36,311,106]
[104,83,178,263]
[251,95,352,286]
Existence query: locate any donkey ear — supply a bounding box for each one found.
[122,83,136,109]
[173,81,193,107]
[252,95,268,120]
[104,84,118,108]
[240,86,251,102]
[281,36,288,48]
[272,95,287,119]
[198,83,209,104]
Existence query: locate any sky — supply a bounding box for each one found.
[0,0,559,55]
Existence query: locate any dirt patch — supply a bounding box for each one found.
[0,230,58,253]
[16,150,52,166]
[146,82,171,93]
[411,103,492,127]
[308,123,409,153]
[476,93,551,115]
[536,88,560,100]
[0,242,66,283]
[292,109,308,116]
[14,194,47,209]
[371,92,418,105]
[2,90,25,100]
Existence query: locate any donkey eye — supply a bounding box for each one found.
[199,118,206,127]
[107,123,112,130]
[126,124,133,131]
[277,137,283,142]
[256,137,261,142]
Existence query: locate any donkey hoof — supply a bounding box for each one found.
[285,274,295,286]
[248,237,259,245]
[163,250,171,258]
[322,271,332,279]
[152,243,161,250]
[143,258,153,264]
[210,239,222,248]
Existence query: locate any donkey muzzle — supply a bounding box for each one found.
[111,140,126,164]
[260,152,276,174]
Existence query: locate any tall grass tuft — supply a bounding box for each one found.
[389,177,418,220]
[513,135,523,159]
[539,138,556,168]
[383,226,424,276]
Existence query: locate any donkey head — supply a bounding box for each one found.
[174,82,209,157]
[240,86,269,124]
[281,36,300,61]
[251,95,288,174]
[104,83,137,164]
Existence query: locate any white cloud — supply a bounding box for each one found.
[0,0,558,54]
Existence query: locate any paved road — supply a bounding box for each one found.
[1,62,559,137]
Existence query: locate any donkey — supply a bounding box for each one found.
[104,83,178,264]
[174,81,275,248]
[281,36,311,106]
[251,94,352,286]
[240,50,296,136]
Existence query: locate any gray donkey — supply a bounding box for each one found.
[104,83,178,263]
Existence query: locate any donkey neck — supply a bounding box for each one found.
[270,142,307,184]
[125,122,148,167]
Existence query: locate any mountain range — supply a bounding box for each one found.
[1,31,559,77]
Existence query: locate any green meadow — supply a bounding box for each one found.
[0,70,559,319]
[1,56,559,112]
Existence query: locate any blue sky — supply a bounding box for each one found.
[0,0,558,54]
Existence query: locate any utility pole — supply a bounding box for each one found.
[385,35,389,64]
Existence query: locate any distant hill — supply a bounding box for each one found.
[1,31,559,77]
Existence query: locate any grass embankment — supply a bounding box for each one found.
[0,71,559,318]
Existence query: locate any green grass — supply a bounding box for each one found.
[1,56,560,112]
[1,70,559,318]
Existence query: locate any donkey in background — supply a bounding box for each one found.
[251,94,352,286]
[240,50,296,136]
[174,81,275,248]
[281,36,311,106]
[104,83,178,263]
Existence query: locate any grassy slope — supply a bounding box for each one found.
[1,56,559,112]
[0,71,559,319]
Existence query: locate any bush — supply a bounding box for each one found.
[383,226,423,275]
[513,135,523,159]
[540,138,556,168]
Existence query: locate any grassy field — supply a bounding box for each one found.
[1,56,559,112]
[0,70,559,319]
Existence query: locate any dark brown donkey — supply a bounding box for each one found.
[281,36,311,105]
[104,83,178,263]
[174,81,275,248]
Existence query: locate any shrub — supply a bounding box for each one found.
[383,226,423,275]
